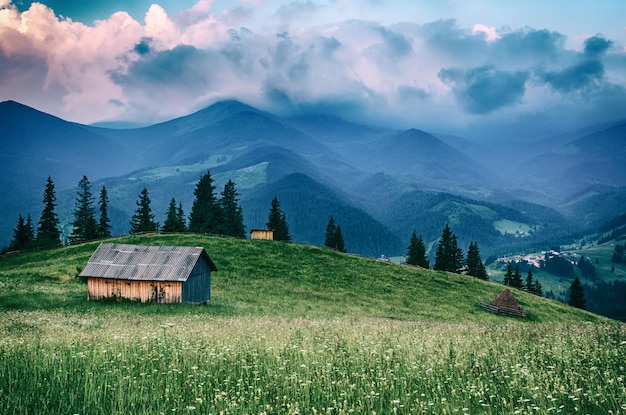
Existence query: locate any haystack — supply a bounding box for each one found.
[479,289,527,317]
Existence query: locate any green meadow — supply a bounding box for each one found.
[0,234,624,414]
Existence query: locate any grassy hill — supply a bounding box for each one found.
[0,233,602,323]
[1,234,624,415]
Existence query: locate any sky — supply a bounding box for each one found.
[1,0,626,140]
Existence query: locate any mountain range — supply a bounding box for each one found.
[1,99,625,257]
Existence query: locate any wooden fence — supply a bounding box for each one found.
[479,302,527,318]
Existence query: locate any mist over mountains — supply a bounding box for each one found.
[1,99,625,257]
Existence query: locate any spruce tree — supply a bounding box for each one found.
[466,241,488,280]
[220,179,245,238]
[334,224,346,253]
[98,186,112,238]
[532,278,543,297]
[324,216,346,252]
[511,264,523,289]
[69,176,98,245]
[8,214,35,251]
[503,263,513,286]
[162,198,185,233]
[406,230,430,268]
[266,196,291,242]
[433,224,463,273]
[129,187,158,234]
[568,276,586,310]
[324,216,337,248]
[525,268,534,292]
[176,202,187,232]
[36,176,61,248]
[188,171,222,234]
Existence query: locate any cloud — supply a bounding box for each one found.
[1,1,626,139]
[438,65,529,114]
[583,35,612,57]
[539,60,604,93]
[472,24,499,41]
[275,1,319,22]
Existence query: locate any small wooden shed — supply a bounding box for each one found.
[80,243,217,304]
[479,289,527,317]
[250,229,274,240]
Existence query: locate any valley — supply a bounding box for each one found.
[1,99,625,319]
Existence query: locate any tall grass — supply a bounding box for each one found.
[0,315,624,414]
[0,234,623,414]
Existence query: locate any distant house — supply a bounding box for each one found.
[250,229,274,241]
[479,289,527,317]
[80,243,217,304]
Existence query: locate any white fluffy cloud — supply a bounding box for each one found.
[1,0,625,139]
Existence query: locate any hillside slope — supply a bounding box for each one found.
[0,234,605,323]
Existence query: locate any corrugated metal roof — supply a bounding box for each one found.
[80,243,217,282]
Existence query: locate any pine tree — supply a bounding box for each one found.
[36,176,61,248]
[334,224,346,253]
[433,224,463,273]
[324,216,346,252]
[98,186,112,238]
[129,187,158,234]
[568,276,586,310]
[266,196,291,242]
[324,216,337,248]
[532,279,543,297]
[162,198,185,233]
[188,171,222,234]
[511,264,523,289]
[465,241,488,280]
[219,179,245,238]
[525,268,534,292]
[503,263,513,286]
[406,230,430,268]
[8,214,35,251]
[176,202,187,232]
[69,176,98,245]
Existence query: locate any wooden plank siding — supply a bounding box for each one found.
[182,257,212,304]
[250,229,274,240]
[87,278,182,303]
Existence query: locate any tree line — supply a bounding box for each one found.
[3,171,298,251]
[406,224,489,281]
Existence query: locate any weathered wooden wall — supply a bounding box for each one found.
[182,259,212,304]
[87,278,182,303]
[250,230,274,240]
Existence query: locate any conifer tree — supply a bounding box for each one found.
[334,224,346,253]
[266,196,291,242]
[129,187,157,234]
[511,264,523,289]
[98,186,112,238]
[406,230,430,268]
[188,171,222,234]
[466,241,488,280]
[219,179,245,238]
[433,224,463,273]
[324,216,346,252]
[324,216,337,248]
[8,214,35,251]
[36,176,61,248]
[568,276,586,310]
[176,202,187,232]
[503,263,513,286]
[69,175,98,245]
[532,278,543,297]
[525,268,534,292]
[162,198,186,233]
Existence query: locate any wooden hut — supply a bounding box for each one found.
[250,229,274,240]
[80,243,217,304]
[479,289,527,317]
